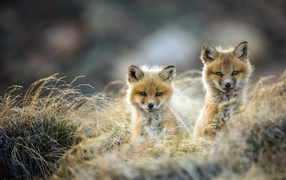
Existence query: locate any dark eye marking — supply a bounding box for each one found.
[215,72,223,76]
[155,92,163,96]
[232,71,239,75]
[139,92,146,96]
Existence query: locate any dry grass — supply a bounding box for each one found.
[1,70,285,179]
[53,70,286,180]
[0,74,107,179]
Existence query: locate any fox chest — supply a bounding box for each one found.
[212,102,240,129]
[141,114,167,138]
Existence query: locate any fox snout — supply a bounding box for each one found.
[148,103,154,109]
[146,102,157,111]
[224,82,232,88]
[144,101,161,112]
[222,81,234,91]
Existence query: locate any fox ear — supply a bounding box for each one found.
[233,41,248,61]
[127,65,144,84]
[200,44,219,64]
[159,65,176,82]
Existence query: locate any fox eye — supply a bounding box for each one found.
[232,71,238,75]
[139,92,146,96]
[215,72,222,76]
[155,92,163,96]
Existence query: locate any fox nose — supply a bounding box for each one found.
[225,82,232,88]
[148,103,154,109]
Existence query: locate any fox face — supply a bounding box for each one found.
[200,41,252,93]
[126,65,176,113]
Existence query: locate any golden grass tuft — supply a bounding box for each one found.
[1,70,286,179]
[0,74,107,179]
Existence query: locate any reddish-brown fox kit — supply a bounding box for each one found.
[126,65,181,141]
[193,41,253,137]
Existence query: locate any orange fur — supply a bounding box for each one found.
[126,65,179,142]
[194,42,253,137]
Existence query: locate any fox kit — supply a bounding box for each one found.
[126,65,180,141]
[193,41,252,137]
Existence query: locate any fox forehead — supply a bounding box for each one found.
[205,53,250,74]
[130,76,172,94]
[131,81,171,93]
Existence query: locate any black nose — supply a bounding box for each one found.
[225,82,231,88]
[148,103,154,109]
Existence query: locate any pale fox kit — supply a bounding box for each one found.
[193,41,252,137]
[126,65,180,141]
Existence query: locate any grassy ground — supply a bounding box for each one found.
[0,70,285,179]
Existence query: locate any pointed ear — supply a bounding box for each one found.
[127,65,144,84]
[233,41,248,61]
[159,65,176,82]
[200,44,219,64]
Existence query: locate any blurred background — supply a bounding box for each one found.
[0,0,286,95]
